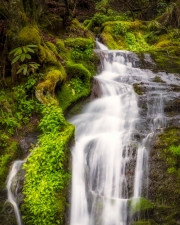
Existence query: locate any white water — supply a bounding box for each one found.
[6,160,24,225]
[6,154,31,225]
[70,42,169,225]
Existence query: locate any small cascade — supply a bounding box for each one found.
[70,41,180,225]
[6,153,31,225]
[6,160,25,225]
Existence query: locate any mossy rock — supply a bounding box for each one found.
[56,39,66,53]
[101,32,119,49]
[18,26,41,45]
[66,61,91,84]
[0,141,19,189]
[45,42,58,55]
[153,76,165,83]
[38,44,57,64]
[57,79,90,111]
[130,197,154,214]
[64,37,94,50]
[132,220,157,225]
[35,69,64,105]
[133,83,143,95]
[66,19,94,38]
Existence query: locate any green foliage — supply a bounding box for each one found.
[56,39,66,53]
[91,13,109,28]
[125,32,137,46]
[22,104,74,225]
[130,197,154,214]
[39,105,65,133]
[133,83,143,95]
[169,145,180,156]
[0,83,41,135]
[0,140,19,188]
[112,23,127,36]
[156,128,180,175]
[66,61,91,84]
[46,42,58,55]
[153,76,164,83]
[10,45,39,76]
[95,0,111,14]
[57,78,90,111]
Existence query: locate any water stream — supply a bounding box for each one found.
[69,42,180,225]
[6,160,25,225]
[6,42,180,225]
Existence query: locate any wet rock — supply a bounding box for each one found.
[19,133,38,153]
[11,169,25,206]
[0,202,17,225]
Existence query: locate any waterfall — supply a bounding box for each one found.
[6,160,25,225]
[69,42,168,225]
[6,153,31,225]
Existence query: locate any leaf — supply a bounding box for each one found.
[25,54,31,59]
[27,44,38,48]
[16,67,24,74]
[72,89,75,95]
[27,47,35,53]
[10,47,20,55]
[23,66,28,75]
[11,55,21,64]
[20,53,26,62]
[29,63,40,69]
[23,46,28,53]
[14,48,22,56]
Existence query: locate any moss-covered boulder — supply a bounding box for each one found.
[64,37,94,50]
[66,61,91,84]
[18,26,41,45]
[148,127,180,224]
[35,69,65,105]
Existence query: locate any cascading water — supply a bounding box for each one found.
[6,153,31,225]
[6,160,25,225]
[69,42,173,225]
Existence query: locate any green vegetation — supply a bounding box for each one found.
[18,26,41,45]
[133,83,143,95]
[130,197,154,214]
[10,44,39,76]
[22,104,74,225]
[153,76,165,82]
[1,1,180,225]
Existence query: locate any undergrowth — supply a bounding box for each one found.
[22,104,74,225]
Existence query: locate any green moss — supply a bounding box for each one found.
[130,197,154,214]
[22,105,75,225]
[57,79,90,111]
[38,44,57,64]
[35,69,64,105]
[56,39,66,53]
[133,83,143,95]
[64,37,94,50]
[0,141,19,188]
[18,26,41,45]
[132,220,157,225]
[83,19,91,27]
[101,32,119,49]
[66,61,91,84]
[153,76,165,83]
[66,19,93,38]
[45,42,58,55]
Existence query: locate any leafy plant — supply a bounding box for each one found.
[22,103,74,225]
[112,23,127,36]
[10,45,39,75]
